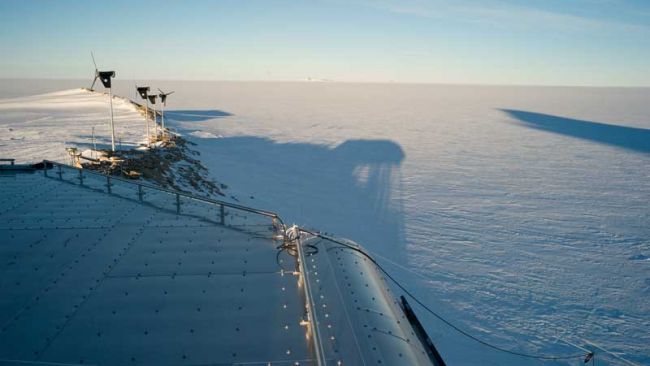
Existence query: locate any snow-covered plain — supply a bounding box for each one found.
[1,80,649,365]
[0,88,147,163]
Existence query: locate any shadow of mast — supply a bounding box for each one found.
[501,109,650,153]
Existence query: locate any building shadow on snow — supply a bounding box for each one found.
[501,109,650,153]
[188,134,407,260]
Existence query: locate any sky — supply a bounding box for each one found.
[0,0,649,86]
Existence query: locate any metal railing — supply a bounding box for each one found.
[42,160,285,234]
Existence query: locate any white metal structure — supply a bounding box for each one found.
[107,85,116,151]
[136,87,151,146]
[158,89,174,140]
[90,53,116,152]
[0,161,443,365]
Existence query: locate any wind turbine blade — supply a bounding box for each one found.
[158,88,164,94]
[168,91,175,95]
[90,52,99,90]
[91,51,98,70]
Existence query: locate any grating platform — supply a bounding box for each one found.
[0,170,310,365]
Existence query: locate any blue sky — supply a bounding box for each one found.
[0,0,648,86]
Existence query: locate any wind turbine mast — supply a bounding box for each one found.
[158,89,174,140]
[90,52,117,152]
[147,94,158,140]
[136,86,151,147]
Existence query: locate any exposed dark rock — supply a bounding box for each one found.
[82,136,224,198]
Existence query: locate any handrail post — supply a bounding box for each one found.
[43,160,48,177]
[176,193,181,214]
[138,184,143,202]
[106,176,112,194]
[57,164,62,180]
[78,169,84,185]
[220,204,225,225]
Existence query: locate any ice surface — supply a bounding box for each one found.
[1,80,649,365]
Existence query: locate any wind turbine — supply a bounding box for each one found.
[136,86,151,147]
[158,89,174,140]
[147,94,158,140]
[90,52,117,151]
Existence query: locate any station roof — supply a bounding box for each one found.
[0,164,439,365]
[0,168,310,365]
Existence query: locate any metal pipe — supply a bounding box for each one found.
[161,102,166,140]
[295,232,327,366]
[108,88,116,151]
[145,100,150,147]
[153,106,158,140]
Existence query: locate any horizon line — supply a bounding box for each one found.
[1,77,649,89]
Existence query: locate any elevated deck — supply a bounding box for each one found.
[0,162,443,365]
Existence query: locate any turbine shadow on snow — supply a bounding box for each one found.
[165,110,232,122]
[502,109,650,153]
